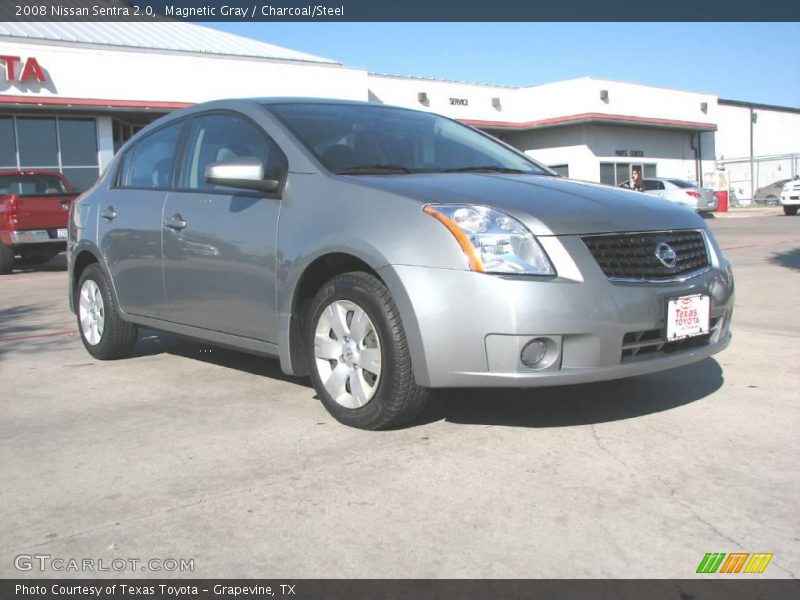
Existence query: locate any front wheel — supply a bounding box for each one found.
[76,264,138,359]
[784,206,798,216]
[305,272,429,430]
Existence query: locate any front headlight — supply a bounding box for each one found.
[423,204,555,275]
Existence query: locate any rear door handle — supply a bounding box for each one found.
[100,206,117,221]
[164,214,187,231]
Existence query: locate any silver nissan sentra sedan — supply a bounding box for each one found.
[68,99,734,429]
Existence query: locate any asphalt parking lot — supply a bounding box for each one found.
[1,214,798,579]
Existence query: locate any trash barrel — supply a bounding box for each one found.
[715,190,729,213]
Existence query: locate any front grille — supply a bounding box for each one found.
[582,230,709,282]
[621,317,719,362]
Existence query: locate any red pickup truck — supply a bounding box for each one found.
[0,170,79,274]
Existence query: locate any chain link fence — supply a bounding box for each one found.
[715,153,800,206]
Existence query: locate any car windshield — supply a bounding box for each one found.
[667,179,699,189]
[264,103,551,176]
[0,174,68,196]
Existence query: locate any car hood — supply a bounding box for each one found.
[347,173,705,236]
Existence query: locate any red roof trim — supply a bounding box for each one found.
[0,94,191,110]
[463,112,717,130]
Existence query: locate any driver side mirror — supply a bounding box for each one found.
[205,157,280,193]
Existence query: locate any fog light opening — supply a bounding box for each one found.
[521,338,548,368]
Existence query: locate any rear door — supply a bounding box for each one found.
[161,112,287,341]
[97,120,187,318]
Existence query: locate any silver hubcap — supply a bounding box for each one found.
[78,279,105,346]
[314,300,382,409]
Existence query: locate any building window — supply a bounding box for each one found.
[549,164,569,177]
[600,162,657,186]
[1,116,100,192]
[0,118,16,167]
[17,118,58,167]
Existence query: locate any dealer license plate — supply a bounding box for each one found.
[666,294,710,341]
[57,228,67,239]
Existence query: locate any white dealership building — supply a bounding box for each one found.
[1,21,798,196]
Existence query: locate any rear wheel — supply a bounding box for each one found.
[305,272,429,430]
[76,264,138,359]
[784,206,798,216]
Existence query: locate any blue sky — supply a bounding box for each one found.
[206,22,800,107]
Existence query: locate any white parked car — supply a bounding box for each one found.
[780,178,800,216]
[620,177,718,213]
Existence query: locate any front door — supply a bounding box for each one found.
[161,113,287,342]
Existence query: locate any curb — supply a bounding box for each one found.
[708,208,784,219]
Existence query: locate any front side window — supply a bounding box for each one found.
[127,122,185,189]
[179,114,286,191]
[265,103,549,175]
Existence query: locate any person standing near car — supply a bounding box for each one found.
[627,168,646,192]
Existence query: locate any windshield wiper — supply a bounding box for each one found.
[334,164,413,175]
[439,166,529,174]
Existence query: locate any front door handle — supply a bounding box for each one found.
[164,214,187,231]
[100,206,117,221]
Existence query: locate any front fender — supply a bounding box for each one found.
[276,242,432,385]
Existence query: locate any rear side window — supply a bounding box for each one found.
[126,122,185,189]
[115,150,134,187]
[179,113,286,192]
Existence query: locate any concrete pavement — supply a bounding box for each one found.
[1,215,798,579]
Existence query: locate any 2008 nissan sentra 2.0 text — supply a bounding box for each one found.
[67,99,734,429]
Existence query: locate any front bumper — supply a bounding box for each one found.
[379,235,734,388]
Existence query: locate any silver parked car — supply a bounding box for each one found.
[621,177,718,213]
[754,179,791,206]
[68,99,734,429]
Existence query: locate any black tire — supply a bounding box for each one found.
[784,206,798,216]
[75,263,138,360]
[0,243,13,274]
[305,271,429,430]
